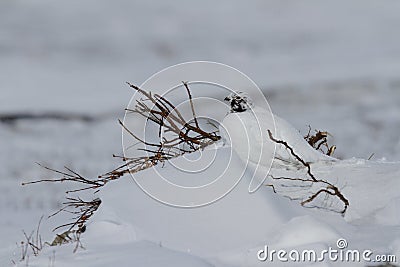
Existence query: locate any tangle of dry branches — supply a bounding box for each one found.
[304,125,336,156]
[22,82,221,193]
[49,197,101,233]
[105,81,221,179]
[20,82,222,255]
[267,129,349,214]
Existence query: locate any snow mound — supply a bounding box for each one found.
[10,108,400,267]
[221,107,334,168]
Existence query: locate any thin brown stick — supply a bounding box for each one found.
[50,197,101,232]
[267,129,349,214]
[268,130,317,182]
[182,81,200,129]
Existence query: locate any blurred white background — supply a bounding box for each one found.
[1,0,400,112]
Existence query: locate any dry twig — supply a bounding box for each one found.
[22,164,108,194]
[112,82,221,177]
[18,216,44,262]
[268,129,349,214]
[20,82,222,254]
[49,197,101,232]
[304,125,336,156]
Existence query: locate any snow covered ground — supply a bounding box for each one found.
[1,0,400,266]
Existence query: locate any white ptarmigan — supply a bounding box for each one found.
[221,93,335,192]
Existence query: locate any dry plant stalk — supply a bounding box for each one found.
[304,125,336,156]
[107,81,221,177]
[267,130,349,214]
[125,81,220,149]
[21,164,111,194]
[43,197,100,253]
[48,229,85,253]
[17,199,91,261]
[19,216,44,262]
[20,82,221,254]
[49,197,101,232]
[22,82,221,193]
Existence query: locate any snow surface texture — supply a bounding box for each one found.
[94,109,400,267]
[4,104,400,267]
[1,1,400,266]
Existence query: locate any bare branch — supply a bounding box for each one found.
[267,129,349,214]
[268,130,317,182]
